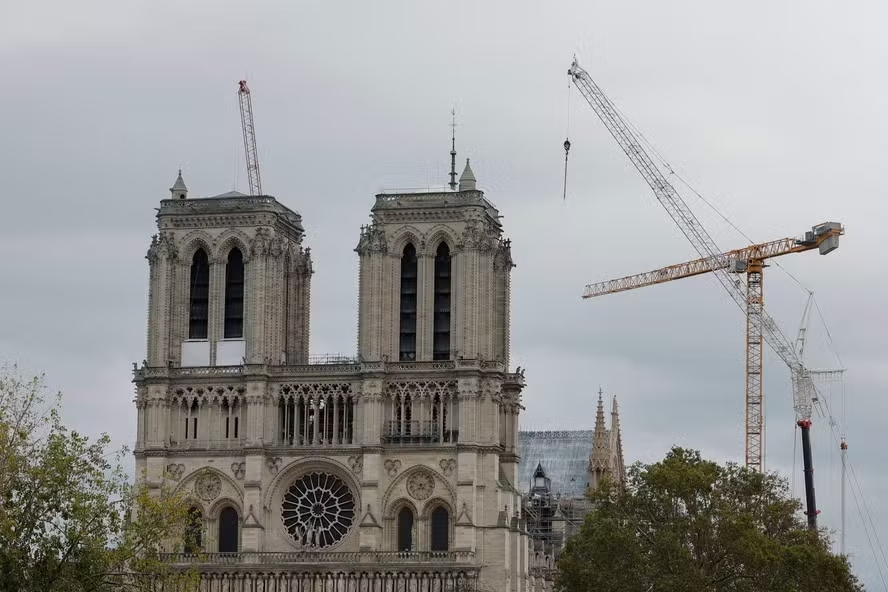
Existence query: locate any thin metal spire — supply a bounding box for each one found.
[449,108,458,191]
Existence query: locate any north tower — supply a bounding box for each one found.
[356,159,513,367]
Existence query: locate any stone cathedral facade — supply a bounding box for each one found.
[133,164,552,591]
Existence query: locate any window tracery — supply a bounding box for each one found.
[281,472,356,549]
[384,381,458,444]
[169,385,246,447]
[277,383,355,446]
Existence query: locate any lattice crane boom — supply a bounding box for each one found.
[569,59,775,324]
[584,224,843,299]
[238,80,263,196]
[568,58,840,470]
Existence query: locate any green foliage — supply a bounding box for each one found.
[0,364,198,592]
[556,447,862,592]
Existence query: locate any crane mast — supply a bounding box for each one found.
[794,298,846,533]
[238,80,263,196]
[569,58,826,472]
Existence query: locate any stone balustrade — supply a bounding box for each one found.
[133,359,521,382]
[159,550,476,566]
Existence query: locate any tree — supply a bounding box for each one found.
[0,364,198,592]
[556,447,862,592]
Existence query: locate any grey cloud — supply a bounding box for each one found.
[1,0,885,585]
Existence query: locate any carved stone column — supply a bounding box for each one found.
[383,252,399,361]
[173,259,189,366]
[264,388,278,446]
[246,228,270,364]
[293,247,313,364]
[208,255,226,366]
[355,225,387,362]
[146,233,177,366]
[457,379,478,444]
[245,381,266,446]
[416,253,432,361]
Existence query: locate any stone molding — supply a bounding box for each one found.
[132,360,520,385]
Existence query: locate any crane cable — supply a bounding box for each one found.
[818,387,888,588]
[612,96,817,293]
[563,75,572,201]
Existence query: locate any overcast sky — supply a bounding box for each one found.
[1,0,885,586]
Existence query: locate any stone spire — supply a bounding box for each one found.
[590,387,609,471]
[611,396,620,437]
[611,395,625,482]
[170,169,188,199]
[458,158,476,191]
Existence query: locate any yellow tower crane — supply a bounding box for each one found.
[567,58,845,482]
[584,223,843,471]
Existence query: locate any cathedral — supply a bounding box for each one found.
[133,156,566,591]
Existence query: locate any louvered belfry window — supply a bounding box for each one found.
[188,249,210,339]
[224,248,245,338]
[432,243,451,360]
[399,244,418,361]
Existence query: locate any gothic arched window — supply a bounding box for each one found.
[397,507,414,552]
[399,244,418,361]
[432,242,451,360]
[224,248,245,339]
[184,507,202,553]
[430,506,449,552]
[218,506,239,553]
[188,249,210,339]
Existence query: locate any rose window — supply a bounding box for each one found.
[281,472,356,549]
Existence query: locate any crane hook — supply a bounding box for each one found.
[562,138,571,201]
